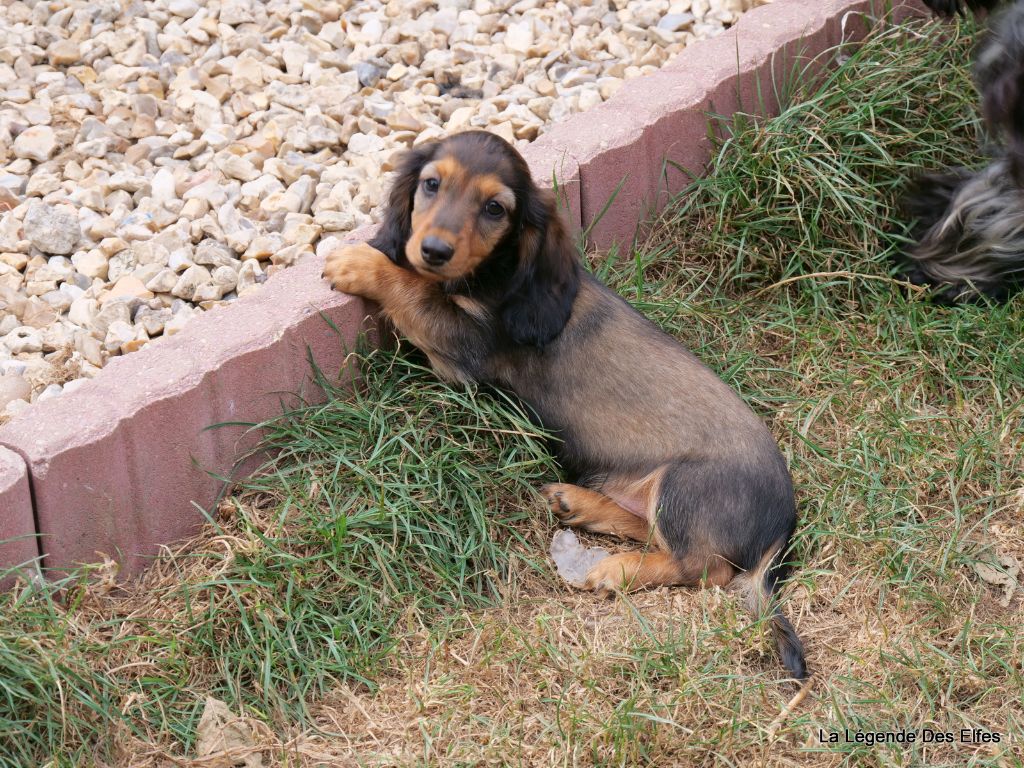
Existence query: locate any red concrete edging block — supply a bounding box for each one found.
[532,0,928,249]
[0,256,373,576]
[520,143,583,232]
[0,446,37,586]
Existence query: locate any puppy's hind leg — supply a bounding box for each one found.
[542,483,651,542]
[583,550,735,595]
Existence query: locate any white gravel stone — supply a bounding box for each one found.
[659,12,697,31]
[145,269,179,293]
[72,250,109,280]
[63,378,88,395]
[164,307,196,336]
[236,259,263,295]
[68,297,98,327]
[103,320,138,353]
[136,306,173,336]
[35,383,64,403]
[91,301,132,338]
[150,168,179,206]
[0,315,19,336]
[168,0,200,17]
[504,20,536,54]
[24,203,81,256]
[171,264,212,301]
[4,399,31,417]
[3,327,43,355]
[13,126,58,163]
[0,374,31,410]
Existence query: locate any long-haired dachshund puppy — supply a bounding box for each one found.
[899,0,1024,302]
[323,131,807,679]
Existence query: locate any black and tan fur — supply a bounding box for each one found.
[324,131,807,679]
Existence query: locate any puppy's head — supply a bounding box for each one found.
[370,131,579,348]
[402,133,521,282]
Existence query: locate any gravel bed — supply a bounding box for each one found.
[0,0,769,418]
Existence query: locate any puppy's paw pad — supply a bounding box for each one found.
[541,483,575,520]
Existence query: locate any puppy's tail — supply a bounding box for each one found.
[732,539,807,681]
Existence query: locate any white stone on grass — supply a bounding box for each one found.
[549,529,610,589]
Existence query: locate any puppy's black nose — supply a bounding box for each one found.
[421,236,454,266]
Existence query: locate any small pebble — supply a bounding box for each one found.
[549,529,610,588]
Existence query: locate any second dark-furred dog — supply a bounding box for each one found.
[900,0,1024,302]
[323,131,807,679]
[920,0,1003,15]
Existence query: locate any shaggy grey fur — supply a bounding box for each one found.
[900,0,1024,302]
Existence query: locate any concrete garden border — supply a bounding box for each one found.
[0,0,928,579]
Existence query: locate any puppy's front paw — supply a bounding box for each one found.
[323,243,387,298]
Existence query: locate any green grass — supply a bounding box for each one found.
[0,578,122,768]
[3,11,1024,768]
[578,14,1023,766]
[648,17,984,299]
[0,348,556,766]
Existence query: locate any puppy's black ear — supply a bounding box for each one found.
[368,141,438,264]
[499,186,580,349]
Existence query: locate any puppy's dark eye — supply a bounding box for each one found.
[483,200,505,218]
[422,178,440,194]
